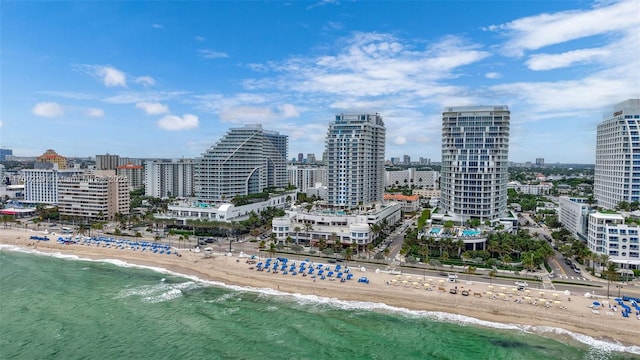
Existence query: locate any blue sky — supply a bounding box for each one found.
[1,0,639,164]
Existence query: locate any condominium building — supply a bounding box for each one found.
[440,105,510,224]
[117,162,144,190]
[96,154,120,170]
[58,171,130,220]
[594,99,640,210]
[587,211,639,269]
[195,125,288,202]
[23,168,84,204]
[288,165,327,193]
[325,113,385,208]
[144,159,195,198]
[558,196,590,239]
[384,168,439,189]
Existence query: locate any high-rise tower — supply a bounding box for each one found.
[325,113,385,208]
[195,125,288,201]
[594,99,640,210]
[440,105,510,224]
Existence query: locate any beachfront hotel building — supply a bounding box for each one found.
[271,202,402,251]
[157,191,295,223]
[440,105,510,224]
[144,159,195,199]
[194,125,288,202]
[594,99,640,210]
[287,165,328,193]
[23,167,84,204]
[325,113,385,209]
[58,171,130,220]
[587,211,640,270]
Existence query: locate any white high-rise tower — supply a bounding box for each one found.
[325,113,385,208]
[594,99,640,210]
[440,105,510,224]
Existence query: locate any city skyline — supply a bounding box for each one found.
[1,1,639,163]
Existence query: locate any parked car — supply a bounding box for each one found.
[574,268,582,274]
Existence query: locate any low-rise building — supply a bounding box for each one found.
[271,202,402,251]
[587,211,640,270]
[383,193,420,213]
[157,191,295,223]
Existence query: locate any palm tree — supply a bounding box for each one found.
[488,268,497,285]
[293,226,301,244]
[268,242,277,258]
[603,262,619,298]
[303,223,314,245]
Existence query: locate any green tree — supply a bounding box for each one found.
[604,262,619,298]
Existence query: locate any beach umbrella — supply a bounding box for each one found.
[554,300,562,305]
[564,290,571,296]
[486,291,493,295]
[539,298,546,302]
[525,290,531,294]
[553,293,559,298]
[488,285,494,289]
[427,278,433,283]
[524,296,531,300]
[511,288,518,293]
[439,279,445,283]
[396,275,402,279]
[423,284,430,288]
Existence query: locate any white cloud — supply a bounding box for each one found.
[393,136,407,145]
[243,32,489,98]
[32,102,64,117]
[136,102,170,115]
[86,108,104,117]
[219,103,300,124]
[152,24,163,29]
[487,0,639,56]
[485,72,502,79]
[77,65,127,87]
[103,91,188,104]
[135,76,156,86]
[526,48,610,71]
[194,35,206,42]
[157,114,199,131]
[198,49,229,59]
[0,119,3,128]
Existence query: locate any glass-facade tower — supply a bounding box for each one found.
[440,106,510,224]
[594,99,640,210]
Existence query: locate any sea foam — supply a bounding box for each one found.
[2,244,638,355]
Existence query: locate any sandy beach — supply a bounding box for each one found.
[2,228,639,349]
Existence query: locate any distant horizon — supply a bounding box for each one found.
[1,1,638,163]
[1,151,597,168]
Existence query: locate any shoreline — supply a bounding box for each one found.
[2,229,639,353]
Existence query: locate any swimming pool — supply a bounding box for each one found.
[461,229,481,236]
[430,227,442,234]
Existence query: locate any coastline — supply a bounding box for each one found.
[2,228,639,353]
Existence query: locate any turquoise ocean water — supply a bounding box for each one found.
[1,247,638,360]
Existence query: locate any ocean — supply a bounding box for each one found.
[1,247,638,360]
